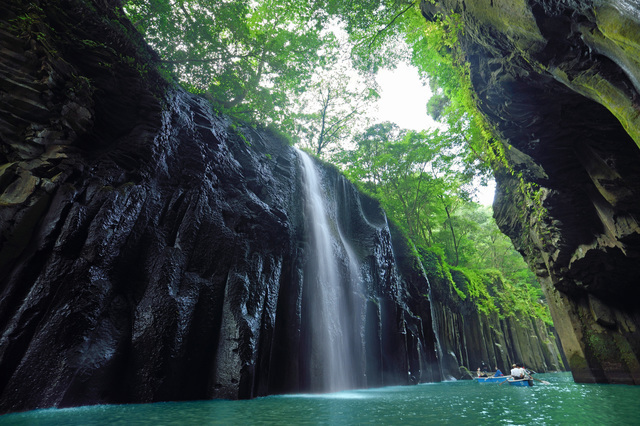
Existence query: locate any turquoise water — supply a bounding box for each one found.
[2,373,639,425]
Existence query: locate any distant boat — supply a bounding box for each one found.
[474,376,508,383]
[507,377,534,387]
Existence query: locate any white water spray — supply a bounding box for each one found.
[297,149,360,392]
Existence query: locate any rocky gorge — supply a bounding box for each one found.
[0,0,577,415]
[421,0,640,384]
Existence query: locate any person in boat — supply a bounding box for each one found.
[493,366,504,377]
[510,363,525,379]
[477,368,487,378]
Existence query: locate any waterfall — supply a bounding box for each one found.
[427,283,448,381]
[414,254,452,381]
[296,149,360,392]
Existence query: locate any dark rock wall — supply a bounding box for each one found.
[422,0,640,384]
[0,0,567,415]
[0,0,442,413]
[422,252,565,378]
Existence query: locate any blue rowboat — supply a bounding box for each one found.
[475,376,508,383]
[507,378,534,387]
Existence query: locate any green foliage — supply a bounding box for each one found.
[253,122,295,147]
[409,9,554,246]
[349,8,555,327]
[120,0,554,328]
[230,122,251,146]
[417,246,465,301]
[419,246,454,284]
[122,0,398,154]
[291,48,379,156]
[430,257,552,324]
[124,0,332,124]
[319,1,420,72]
[451,268,494,311]
[333,120,551,325]
[333,122,488,267]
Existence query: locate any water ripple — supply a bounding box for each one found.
[2,373,640,425]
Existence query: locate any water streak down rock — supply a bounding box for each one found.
[1,0,562,413]
[421,0,640,384]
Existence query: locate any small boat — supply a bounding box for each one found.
[475,376,508,383]
[507,377,534,387]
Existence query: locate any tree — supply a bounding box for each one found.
[334,123,476,255]
[322,0,420,72]
[123,0,551,324]
[122,0,440,156]
[124,0,332,123]
[291,40,379,157]
[457,205,538,286]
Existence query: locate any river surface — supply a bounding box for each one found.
[2,373,639,425]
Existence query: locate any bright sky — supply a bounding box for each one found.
[374,63,496,206]
[375,63,438,131]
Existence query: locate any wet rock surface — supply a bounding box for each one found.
[0,0,566,414]
[421,0,640,383]
[0,0,442,413]
[421,250,566,379]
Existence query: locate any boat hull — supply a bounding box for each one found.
[475,376,508,383]
[507,378,534,387]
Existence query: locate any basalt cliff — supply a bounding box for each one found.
[0,0,564,414]
[422,0,640,384]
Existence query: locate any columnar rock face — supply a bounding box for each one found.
[0,0,443,413]
[0,0,564,415]
[421,0,640,384]
[421,252,566,378]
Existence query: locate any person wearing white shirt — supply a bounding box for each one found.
[510,363,525,379]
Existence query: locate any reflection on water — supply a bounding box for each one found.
[2,373,639,425]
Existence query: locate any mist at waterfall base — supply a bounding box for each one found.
[4,373,639,425]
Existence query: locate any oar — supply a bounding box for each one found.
[499,376,512,385]
[530,375,550,385]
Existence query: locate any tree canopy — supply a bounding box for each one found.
[125,0,335,125]
[123,0,550,324]
[123,0,429,152]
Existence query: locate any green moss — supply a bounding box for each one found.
[569,352,588,372]
[584,327,620,364]
[451,267,498,315]
[550,66,640,150]
[418,247,451,281]
[416,246,465,302]
[117,182,136,195]
[230,122,251,146]
[613,334,640,371]
[256,123,296,146]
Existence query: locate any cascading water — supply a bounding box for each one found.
[296,149,361,392]
[412,253,453,382]
[427,289,459,381]
[427,284,448,381]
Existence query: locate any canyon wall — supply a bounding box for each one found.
[420,250,566,378]
[0,0,442,412]
[421,0,640,384]
[1,0,562,413]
